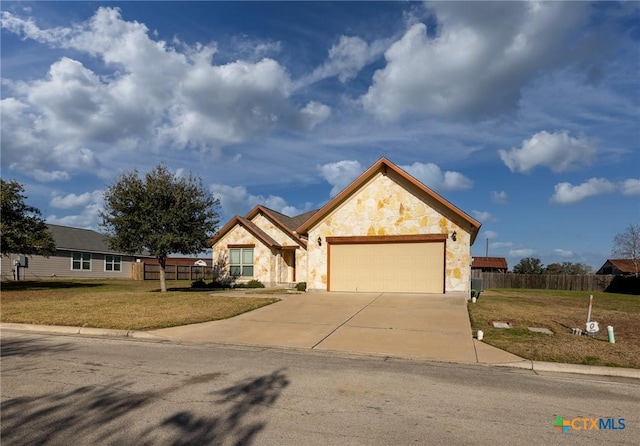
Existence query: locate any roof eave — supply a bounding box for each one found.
[297,157,482,241]
[246,205,307,248]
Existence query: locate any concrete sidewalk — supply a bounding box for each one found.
[151,292,524,365]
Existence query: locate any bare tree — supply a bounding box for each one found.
[612,224,640,276]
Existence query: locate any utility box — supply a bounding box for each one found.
[471,277,484,294]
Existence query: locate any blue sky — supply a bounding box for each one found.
[1,1,639,270]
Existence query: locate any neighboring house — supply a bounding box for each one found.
[596,259,639,276]
[471,257,508,273]
[211,158,481,293]
[0,224,152,281]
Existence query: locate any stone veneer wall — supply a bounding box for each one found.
[250,214,296,246]
[251,213,307,284]
[212,225,276,286]
[306,172,472,293]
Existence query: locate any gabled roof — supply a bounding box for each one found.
[472,257,508,269]
[296,157,482,244]
[47,224,151,256]
[209,216,282,249]
[599,259,639,274]
[245,205,318,247]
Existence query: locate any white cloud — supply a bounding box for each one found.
[620,178,640,195]
[551,178,615,204]
[499,130,596,173]
[209,184,252,217]
[491,242,514,249]
[1,7,330,179]
[491,190,508,204]
[361,2,590,121]
[317,159,473,197]
[31,169,70,182]
[483,230,498,240]
[509,248,535,257]
[47,189,104,229]
[553,249,573,258]
[298,101,331,130]
[317,160,364,197]
[471,210,494,222]
[298,35,389,87]
[401,162,473,192]
[209,183,306,218]
[46,206,102,230]
[50,190,103,209]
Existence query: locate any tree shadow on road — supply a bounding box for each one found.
[0,336,76,358]
[1,369,290,446]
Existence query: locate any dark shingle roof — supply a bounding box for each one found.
[47,224,150,256]
[260,207,319,232]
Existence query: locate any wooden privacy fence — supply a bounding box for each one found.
[132,263,215,281]
[475,272,616,292]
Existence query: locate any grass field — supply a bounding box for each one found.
[0,280,279,330]
[468,289,640,369]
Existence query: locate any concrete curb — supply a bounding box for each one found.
[1,323,160,340]
[490,359,640,379]
[2,323,639,379]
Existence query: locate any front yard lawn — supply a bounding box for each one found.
[1,280,279,331]
[468,289,640,369]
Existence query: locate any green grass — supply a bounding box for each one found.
[1,280,279,330]
[468,289,640,368]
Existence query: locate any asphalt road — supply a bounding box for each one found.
[1,331,638,446]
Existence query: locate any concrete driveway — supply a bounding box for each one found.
[152,292,522,364]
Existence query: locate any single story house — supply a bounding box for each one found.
[596,259,639,276]
[211,158,481,293]
[471,257,508,273]
[0,224,152,281]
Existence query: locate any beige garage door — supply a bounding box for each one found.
[329,242,444,293]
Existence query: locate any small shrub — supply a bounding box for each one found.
[296,282,306,292]
[246,279,265,288]
[235,280,265,289]
[191,279,208,289]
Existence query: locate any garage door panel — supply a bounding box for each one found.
[329,242,444,293]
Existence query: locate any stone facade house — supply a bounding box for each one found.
[211,158,481,293]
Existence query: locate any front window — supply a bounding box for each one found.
[229,248,254,277]
[105,255,122,272]
[72,252,91,270]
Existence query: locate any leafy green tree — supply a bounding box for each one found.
[612,224,640,276]
[101,165,220,292]
[1,179,56,257]
[545,262,592,275]
[512,257,544,274]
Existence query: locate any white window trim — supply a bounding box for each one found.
[71,252,92,271]
[105,255,122,272]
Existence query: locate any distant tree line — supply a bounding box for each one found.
[512,258,592,275]
[511,224,639,276]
